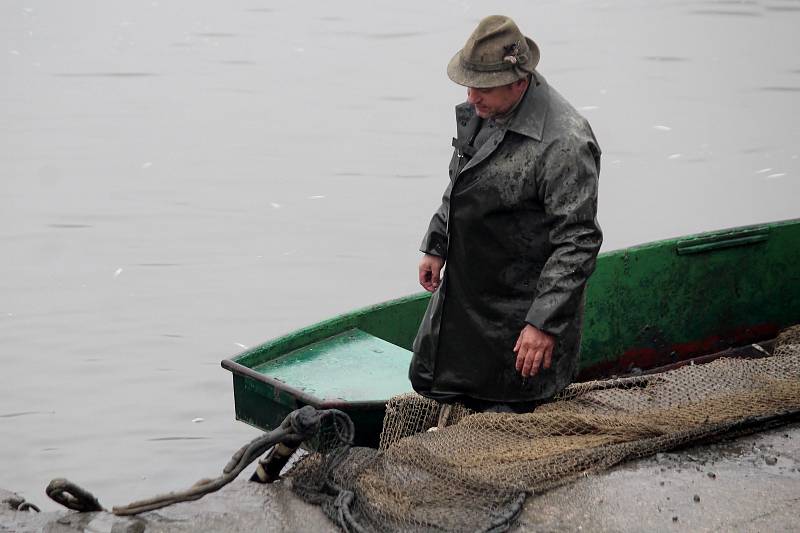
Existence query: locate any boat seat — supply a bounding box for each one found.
[252,328,414,402]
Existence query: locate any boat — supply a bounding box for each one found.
[221,218,800,448]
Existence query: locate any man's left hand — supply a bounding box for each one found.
[513,324,555,378]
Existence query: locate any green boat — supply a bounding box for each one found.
[222,218,800,448]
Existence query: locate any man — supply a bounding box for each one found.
[409,15,603,413]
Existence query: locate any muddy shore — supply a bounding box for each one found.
[4,422,798,532]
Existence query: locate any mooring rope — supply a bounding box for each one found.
[45,406,354,516]
[5,494,41,513]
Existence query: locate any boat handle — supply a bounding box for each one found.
[675,227,769,255]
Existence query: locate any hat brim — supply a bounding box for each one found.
[447,36,540,88]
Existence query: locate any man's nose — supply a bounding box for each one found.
[467,88,480,104]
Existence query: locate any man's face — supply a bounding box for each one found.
[466,79,527,119]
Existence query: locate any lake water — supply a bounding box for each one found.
[1,0,798,511]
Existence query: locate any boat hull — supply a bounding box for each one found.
[222,219,800,448]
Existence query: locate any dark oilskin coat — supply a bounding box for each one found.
[410,73,603,404]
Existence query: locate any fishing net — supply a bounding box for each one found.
[289,325,800,532]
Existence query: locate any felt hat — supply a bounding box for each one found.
[447,15,540,88]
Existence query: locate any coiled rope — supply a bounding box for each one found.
[46,406,354,516]
[4,494,41,513]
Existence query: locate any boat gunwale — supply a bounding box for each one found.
[221,217,800,412]
[221,358,391,412]
[225,217,800,365]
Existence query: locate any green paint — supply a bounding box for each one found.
[580,219,800,373]
[224,218,800,440]
[253,329,413,402]
[233,374,294,435]
[234,293,428,371]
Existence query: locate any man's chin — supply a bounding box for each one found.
[473,106,491,118]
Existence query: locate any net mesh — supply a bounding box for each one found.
[290,326,800,532]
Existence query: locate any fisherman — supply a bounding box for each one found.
[410,15,603,413]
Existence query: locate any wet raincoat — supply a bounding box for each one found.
[410,74,603,403]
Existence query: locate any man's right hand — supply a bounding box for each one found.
[418,254,445,292]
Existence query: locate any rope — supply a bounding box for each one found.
[45,406,354,516]
[46,479,104,512]
[5,494,41,513]
[437,404,453,429]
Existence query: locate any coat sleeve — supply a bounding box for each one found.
[419,180,452,258]
[525,133,603,336]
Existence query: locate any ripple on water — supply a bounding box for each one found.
[759,86,800,92]
[363,31,428,40]
[47,223,93,228]
[391,174,431,179]
[739,146,773,154]
[217,60,256,66]
[193,32,238,38]
[689,9,762,16]
[765,6,800,12]
[147,437,209,441]
[52,72,157,78]
[0,411,54,418]
[642,56,690,62]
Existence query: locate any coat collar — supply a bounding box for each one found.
[506,71,549,142]
[452,72,550,177]
[454,71,550,144]
[454,104,482,149]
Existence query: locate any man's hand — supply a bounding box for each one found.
[418,254,445,292]
[513,324,555,378]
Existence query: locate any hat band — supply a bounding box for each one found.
[460,53,529,73]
